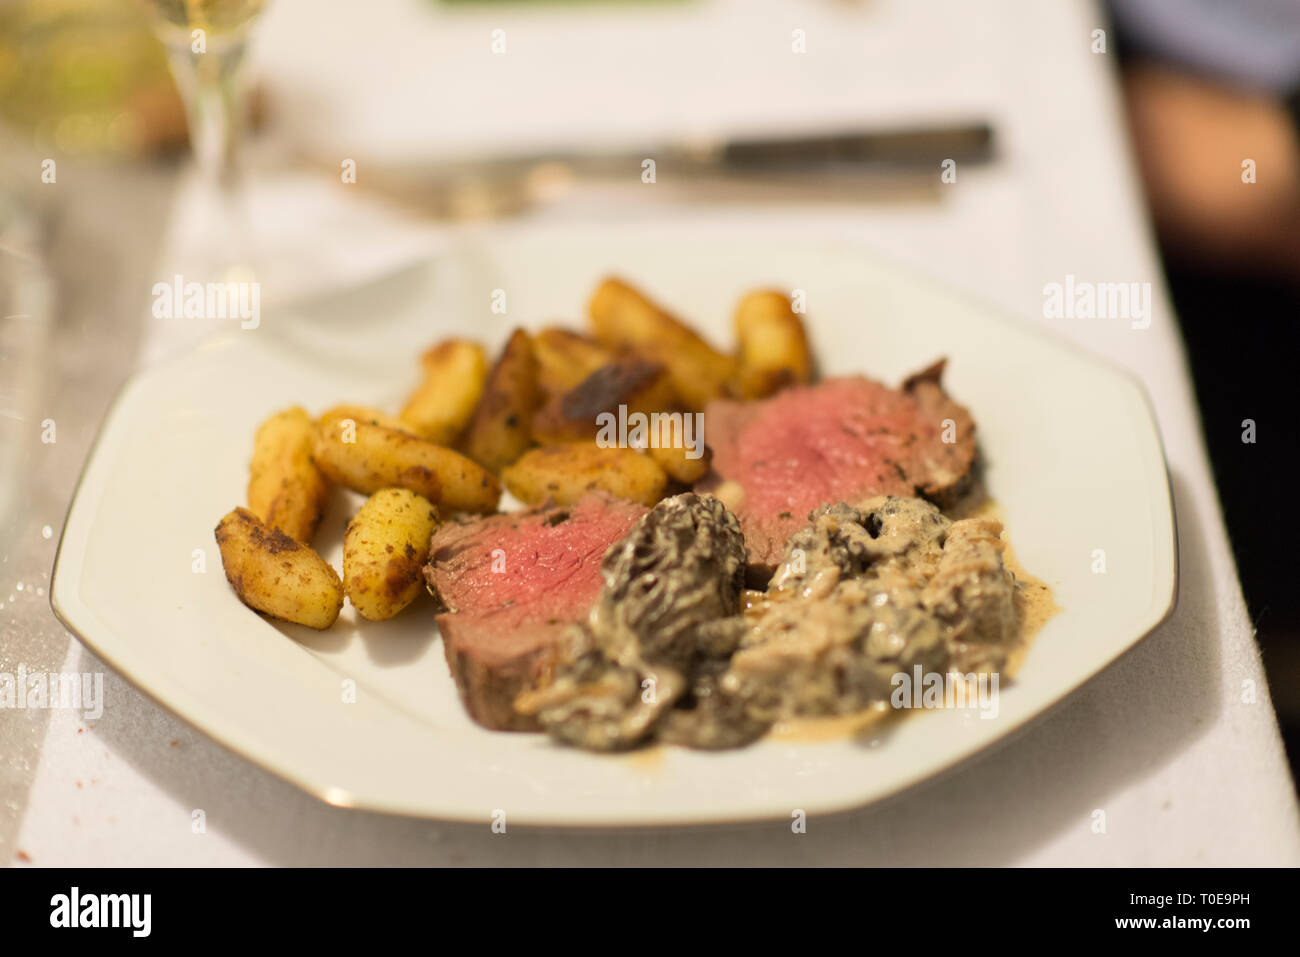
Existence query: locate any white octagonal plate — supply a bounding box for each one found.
[51,222,1177,826]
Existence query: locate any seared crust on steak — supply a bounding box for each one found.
[900,359,976,507]
[438,624,559,731]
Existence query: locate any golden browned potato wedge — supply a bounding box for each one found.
[247,406,330,543]
[343,489,440,621]
[215,507,343,630]
[399,339,488,444]
[588,277,734,410]
[502,443,667,507]
[320,404,416,435]
[315,411,500,513]
[731,290,814,399]
[646,439,712,485]
[532,327,615,396]
[532,358,677,444]
[463,328,540,473]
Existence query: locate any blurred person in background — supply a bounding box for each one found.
[1109,0,1300,768]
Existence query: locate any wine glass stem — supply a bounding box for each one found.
[161,34,256,279]
[165,38,247,192]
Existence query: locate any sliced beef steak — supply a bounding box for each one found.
[424,494,646,730]
[697,361,975,575]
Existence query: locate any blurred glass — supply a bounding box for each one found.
[141,0,267,282]
[0,0,187,158]
[0,192,52,528]
[148,0,265,35]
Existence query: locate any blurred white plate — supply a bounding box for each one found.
[51,223,1176,825]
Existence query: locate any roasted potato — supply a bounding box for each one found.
[502,443,667,506]
[532,327,615,396]
[343,489,440,621]
[247,406,330,543]
[646,436,712,485]
[731,290,813,398]
[588,277,734,410]
[320,404,416,435]
[463,328,540,472]
[215,507,343,629]
[399,339,488,444]
[315,411,500,513]
[532,358,677,444]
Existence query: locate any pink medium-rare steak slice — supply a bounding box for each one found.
[698,361,976,574]
[424,494,647,731]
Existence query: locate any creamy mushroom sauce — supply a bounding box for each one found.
[519,493,1057,751]
[761,497,1057,742]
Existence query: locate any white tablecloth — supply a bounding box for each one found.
[13,0,1300,865]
